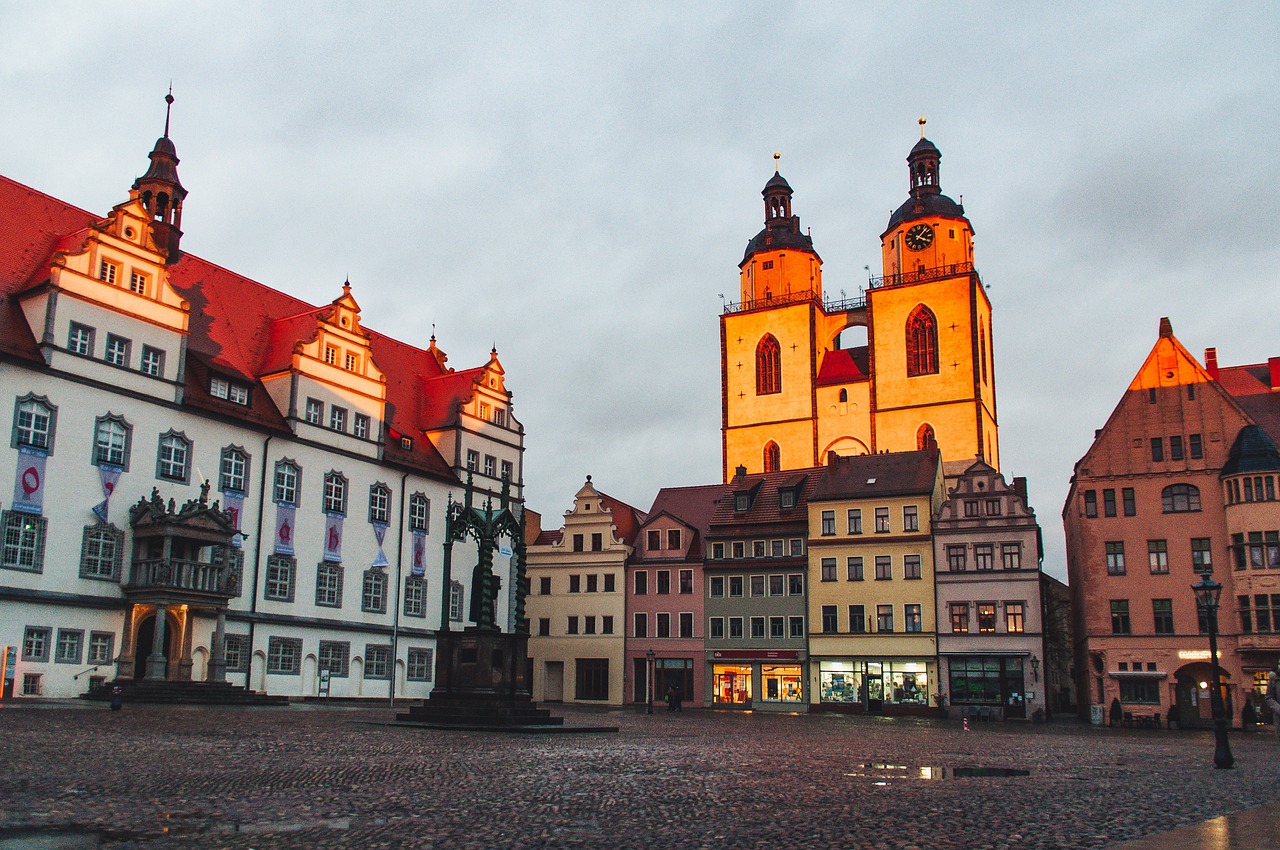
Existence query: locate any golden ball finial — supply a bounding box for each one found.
[918,116,927,137]
[773,151,781,172]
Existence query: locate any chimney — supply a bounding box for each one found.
[733,465,747,482]
[1158,317,1173,338]
[1270,357,1280,390]
[1012,476,1029,504]
[827,451,839,466]
[1204,347,1219,380]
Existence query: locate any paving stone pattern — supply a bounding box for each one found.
[0,704,1277,849]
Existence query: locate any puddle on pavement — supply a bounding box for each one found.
[845,762,1031,782]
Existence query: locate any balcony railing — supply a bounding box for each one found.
[126,558,235,597]
[723,289,867,315]
[869,262,977,290]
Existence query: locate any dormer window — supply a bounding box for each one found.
[324,346,338,365]
[779,488,796,510]
[735,493,751,512]
[479,402,490,421]
[400,436,413,450]
[210,376,249,405]
[98,260,118,285]
[344,352,359,371]
[129,271,148,296]
[495,409,507,428]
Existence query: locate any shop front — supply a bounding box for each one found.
[944,655,1027,719]
[708,649,806,711]
[816,658,937,716]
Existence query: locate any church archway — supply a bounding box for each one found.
[821,437,870,460]
[756,335,781,395]
[906,305,939,376]
[763,441,780,473]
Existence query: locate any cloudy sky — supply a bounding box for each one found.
[3,4,1277,581]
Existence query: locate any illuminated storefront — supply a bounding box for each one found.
[817,659,934,713]
[709,650,806,710]
[945,656,1026,718]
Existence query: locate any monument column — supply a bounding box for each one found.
[146,604,169,680]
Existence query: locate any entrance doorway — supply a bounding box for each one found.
[1174,662,1233,726]
[865,662,884,713]
[133,614,172,680]
[543,660,564,702]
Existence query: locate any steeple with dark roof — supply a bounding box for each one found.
[132,89,188,263]
[741,153,818,266]
[1222,424,1280,477]
[884,129,968,232]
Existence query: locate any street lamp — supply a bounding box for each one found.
[1029,656,1040,683]
[1191,575,1234,769]
[645,649,656,715]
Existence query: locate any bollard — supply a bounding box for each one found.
[110,686,123,712]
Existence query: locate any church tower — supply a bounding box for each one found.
[869,124,998,470]
[720,128,999,483]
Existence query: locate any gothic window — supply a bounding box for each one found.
[273,460,300,506]
[156,431,192,482]
[219,446,249,493]
[93,415,131,469]
[12,395,55,452]
[756,335,781,395]
[323,471,348,515]
[763,441,780,473]
[905,305,939,376]
[979,319,989,384]
[916,423,937,452]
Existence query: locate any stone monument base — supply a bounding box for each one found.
[396,628,563,728]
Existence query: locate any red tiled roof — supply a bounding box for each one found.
[816,346,870,386]
[647,484,724,535]
[709,466,824,532]
[418,367,487,432]
[0,173,459,480]
[596,491,646,544]
[1219,363,1280,444]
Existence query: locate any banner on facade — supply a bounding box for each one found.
[274,503,296,555]
[371,521,389,568]
[91,463,123,523]
[13,447,46,515]
[223,491,245,548]
[323,513,343,561]
[411,530,427,576]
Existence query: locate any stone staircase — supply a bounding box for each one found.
[396,690,564,729]
[81,679,289,706]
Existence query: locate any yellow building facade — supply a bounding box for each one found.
[805,451,944,714]
[721,134,998,482]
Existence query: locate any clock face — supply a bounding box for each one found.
[905,224,934,251]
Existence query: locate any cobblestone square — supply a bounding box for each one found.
[1,703,1277,849]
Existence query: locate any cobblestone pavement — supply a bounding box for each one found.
[0,702,1277,850]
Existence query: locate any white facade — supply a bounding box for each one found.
[0,127,523,700]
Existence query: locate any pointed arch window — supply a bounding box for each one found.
[906,305,939,377]
[756,335,781,395]
[980,319,988,384]
[917,424,937,452]
[763,441,780,473]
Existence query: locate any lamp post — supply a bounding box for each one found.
[645,649,655,715]
[1191,575,1234,769]
[1030,656,1040,683]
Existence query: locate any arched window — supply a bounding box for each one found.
[917,424,937,452]
[980,319,988,384]
[763,441,780,473]
[838,389,848,403]
[1162,484,1201,513]
[756,335,781,395]
[906,305,939,376]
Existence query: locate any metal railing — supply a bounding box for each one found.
[869,262,977,289]
[723,289,868,315]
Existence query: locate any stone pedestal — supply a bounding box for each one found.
[398,628,561,728]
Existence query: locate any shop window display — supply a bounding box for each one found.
[713,665,752,704]
[761,665,803,702]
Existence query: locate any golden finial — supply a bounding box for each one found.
[918,116,927,138]
[773,151,781,173]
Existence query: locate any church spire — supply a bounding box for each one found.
[132,88,188,263]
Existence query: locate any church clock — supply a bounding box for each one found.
[904,223,934,251]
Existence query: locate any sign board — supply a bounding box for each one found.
[319,669,331,696]
[1089,705,1104,726]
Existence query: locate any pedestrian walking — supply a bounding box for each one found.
[665,685,675,712]
[673,685,683,713]
[1266,670,1280,740]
